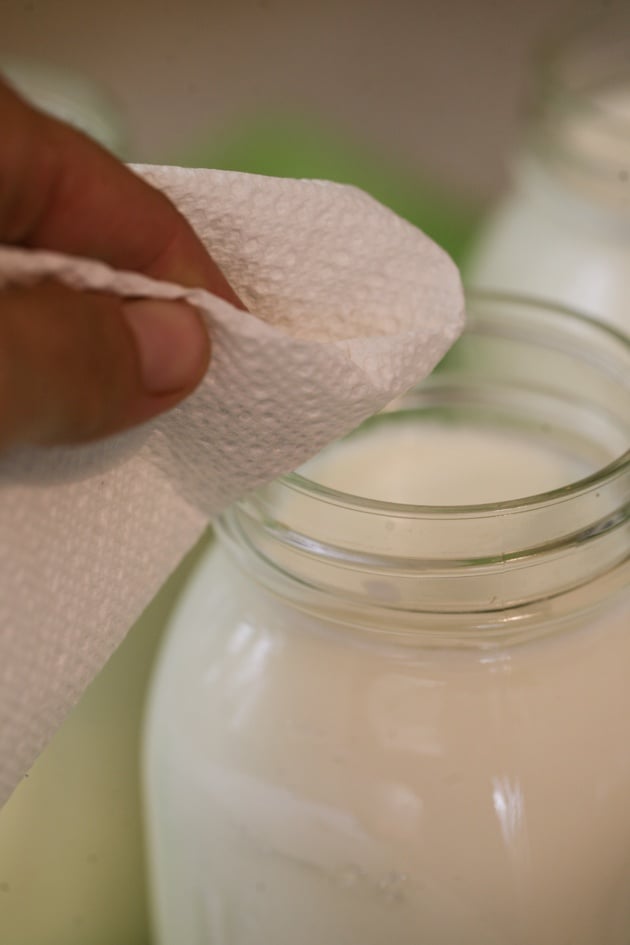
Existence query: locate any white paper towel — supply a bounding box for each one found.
[0,165,464,804]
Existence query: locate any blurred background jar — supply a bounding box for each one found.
[466,5,630,334]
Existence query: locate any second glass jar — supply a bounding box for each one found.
[466,9,630,334]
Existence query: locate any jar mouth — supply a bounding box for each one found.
[284,430,629,521]
[223,292,630,623]
[284,292,630,518]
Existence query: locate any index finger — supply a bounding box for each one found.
[0,78,243,305]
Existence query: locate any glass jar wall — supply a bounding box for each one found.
[144,294,630,945]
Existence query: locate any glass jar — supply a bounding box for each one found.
[466,8,630,334]
[144,293,630,945]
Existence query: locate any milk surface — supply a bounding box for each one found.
[300,420,591,504]
[145,421,630,945]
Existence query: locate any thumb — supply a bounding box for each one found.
[0,279,210,449]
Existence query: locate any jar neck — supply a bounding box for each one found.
[218,294,630,644]
[523,8,630,213]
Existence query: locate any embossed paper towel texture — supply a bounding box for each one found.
[0,166,464,803]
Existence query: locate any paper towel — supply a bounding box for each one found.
[0,165,464,804]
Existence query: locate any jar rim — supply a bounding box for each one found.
[281,291,630,519]
[225,291,630,623]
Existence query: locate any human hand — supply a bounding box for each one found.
[0,77,242,450]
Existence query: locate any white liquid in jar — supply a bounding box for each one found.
[145,420,630,945]
[299,421,591,504]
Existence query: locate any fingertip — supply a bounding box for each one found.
[123,299,210,396]
[0,282,212,450]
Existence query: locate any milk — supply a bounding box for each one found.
[299,421,592,504]
[144,419,630,945]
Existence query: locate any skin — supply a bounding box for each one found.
[0,77,243,449]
